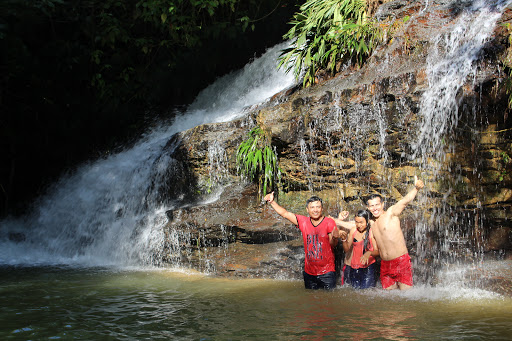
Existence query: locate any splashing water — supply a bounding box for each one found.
[0,43,295,267]
[289,0,511,290]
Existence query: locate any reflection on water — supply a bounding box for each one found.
[1,267,511,340]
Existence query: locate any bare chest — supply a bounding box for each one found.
[372,216,400,240]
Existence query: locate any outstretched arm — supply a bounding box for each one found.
[389,176,424,217]
[341,227,356,253]
[264,192,298,226]
[331,211,356,231]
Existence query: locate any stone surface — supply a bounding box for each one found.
[155,0,512,295]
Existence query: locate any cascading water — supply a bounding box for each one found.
[0,43,295,267]
[2,4,512,340]
[1,1,509,292]
[413,0,508,160]
[412,0,512,286]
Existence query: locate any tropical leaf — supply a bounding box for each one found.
[278,0,383,87]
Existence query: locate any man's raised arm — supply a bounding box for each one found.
[389,176,424,217]
[264,192,298,226]
[331,211,356,231]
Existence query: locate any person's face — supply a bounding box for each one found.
[367,197,384,218]
[355,216,368,233]
[306,201,323,220]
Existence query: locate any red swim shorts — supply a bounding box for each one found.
[380,253,413,289]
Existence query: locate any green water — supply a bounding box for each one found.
[1,266,511,340]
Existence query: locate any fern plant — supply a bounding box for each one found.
[236,127,281,198]
[278,0,383,87]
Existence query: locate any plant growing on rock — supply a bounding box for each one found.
[278,0,383,87]
[236,127,281,198]
[499,151,510,182]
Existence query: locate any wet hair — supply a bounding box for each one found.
[306,196,323,208]
[355,209,372,253]
[366,193,383,205]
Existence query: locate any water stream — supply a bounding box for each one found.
[0,43,295,267]
[412,0,512,284]
[293,0,512,286]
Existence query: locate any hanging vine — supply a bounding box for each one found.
[236,127,281,199]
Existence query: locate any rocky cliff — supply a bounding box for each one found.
[158,0,512,293]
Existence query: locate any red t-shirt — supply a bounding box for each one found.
[296,214,336,276]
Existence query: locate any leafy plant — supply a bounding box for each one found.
[499,151,510,182]
[502,151,511,164]
[236,127,281,198]
[278,0,383,87]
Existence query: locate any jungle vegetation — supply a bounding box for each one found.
[278,0,383,87]
[2,0,403,214]
[0,0,301,215]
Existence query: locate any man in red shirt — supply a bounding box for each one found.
[263,192,342,289]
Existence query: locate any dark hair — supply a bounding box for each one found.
[366,193,383,205]
[306,196,323,207]
[355,209,372,253]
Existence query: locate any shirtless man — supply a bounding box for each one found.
[263,192,343,290]
[334,176,424,290]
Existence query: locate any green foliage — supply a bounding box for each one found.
[236,127,281,198]
[0,0,296,215]
[135,0,241,52]
[278,0,383,87]
[0,0,270,110]
[499,151,510,182]
[501,151,510,164]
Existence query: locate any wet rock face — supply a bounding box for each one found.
[161,184,306,278]
[158,0,512,290]
[460,259,512,296]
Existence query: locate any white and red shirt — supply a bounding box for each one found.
[295,214,336,276]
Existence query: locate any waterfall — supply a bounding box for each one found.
[413,0,509,161]
[0,43,295,267]
[1,1,509,291]
[411,0,512,285]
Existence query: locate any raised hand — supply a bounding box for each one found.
[339,230,348,241]
[338,211,350,220]
[414,175,424,190]
[263,191,274,203]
